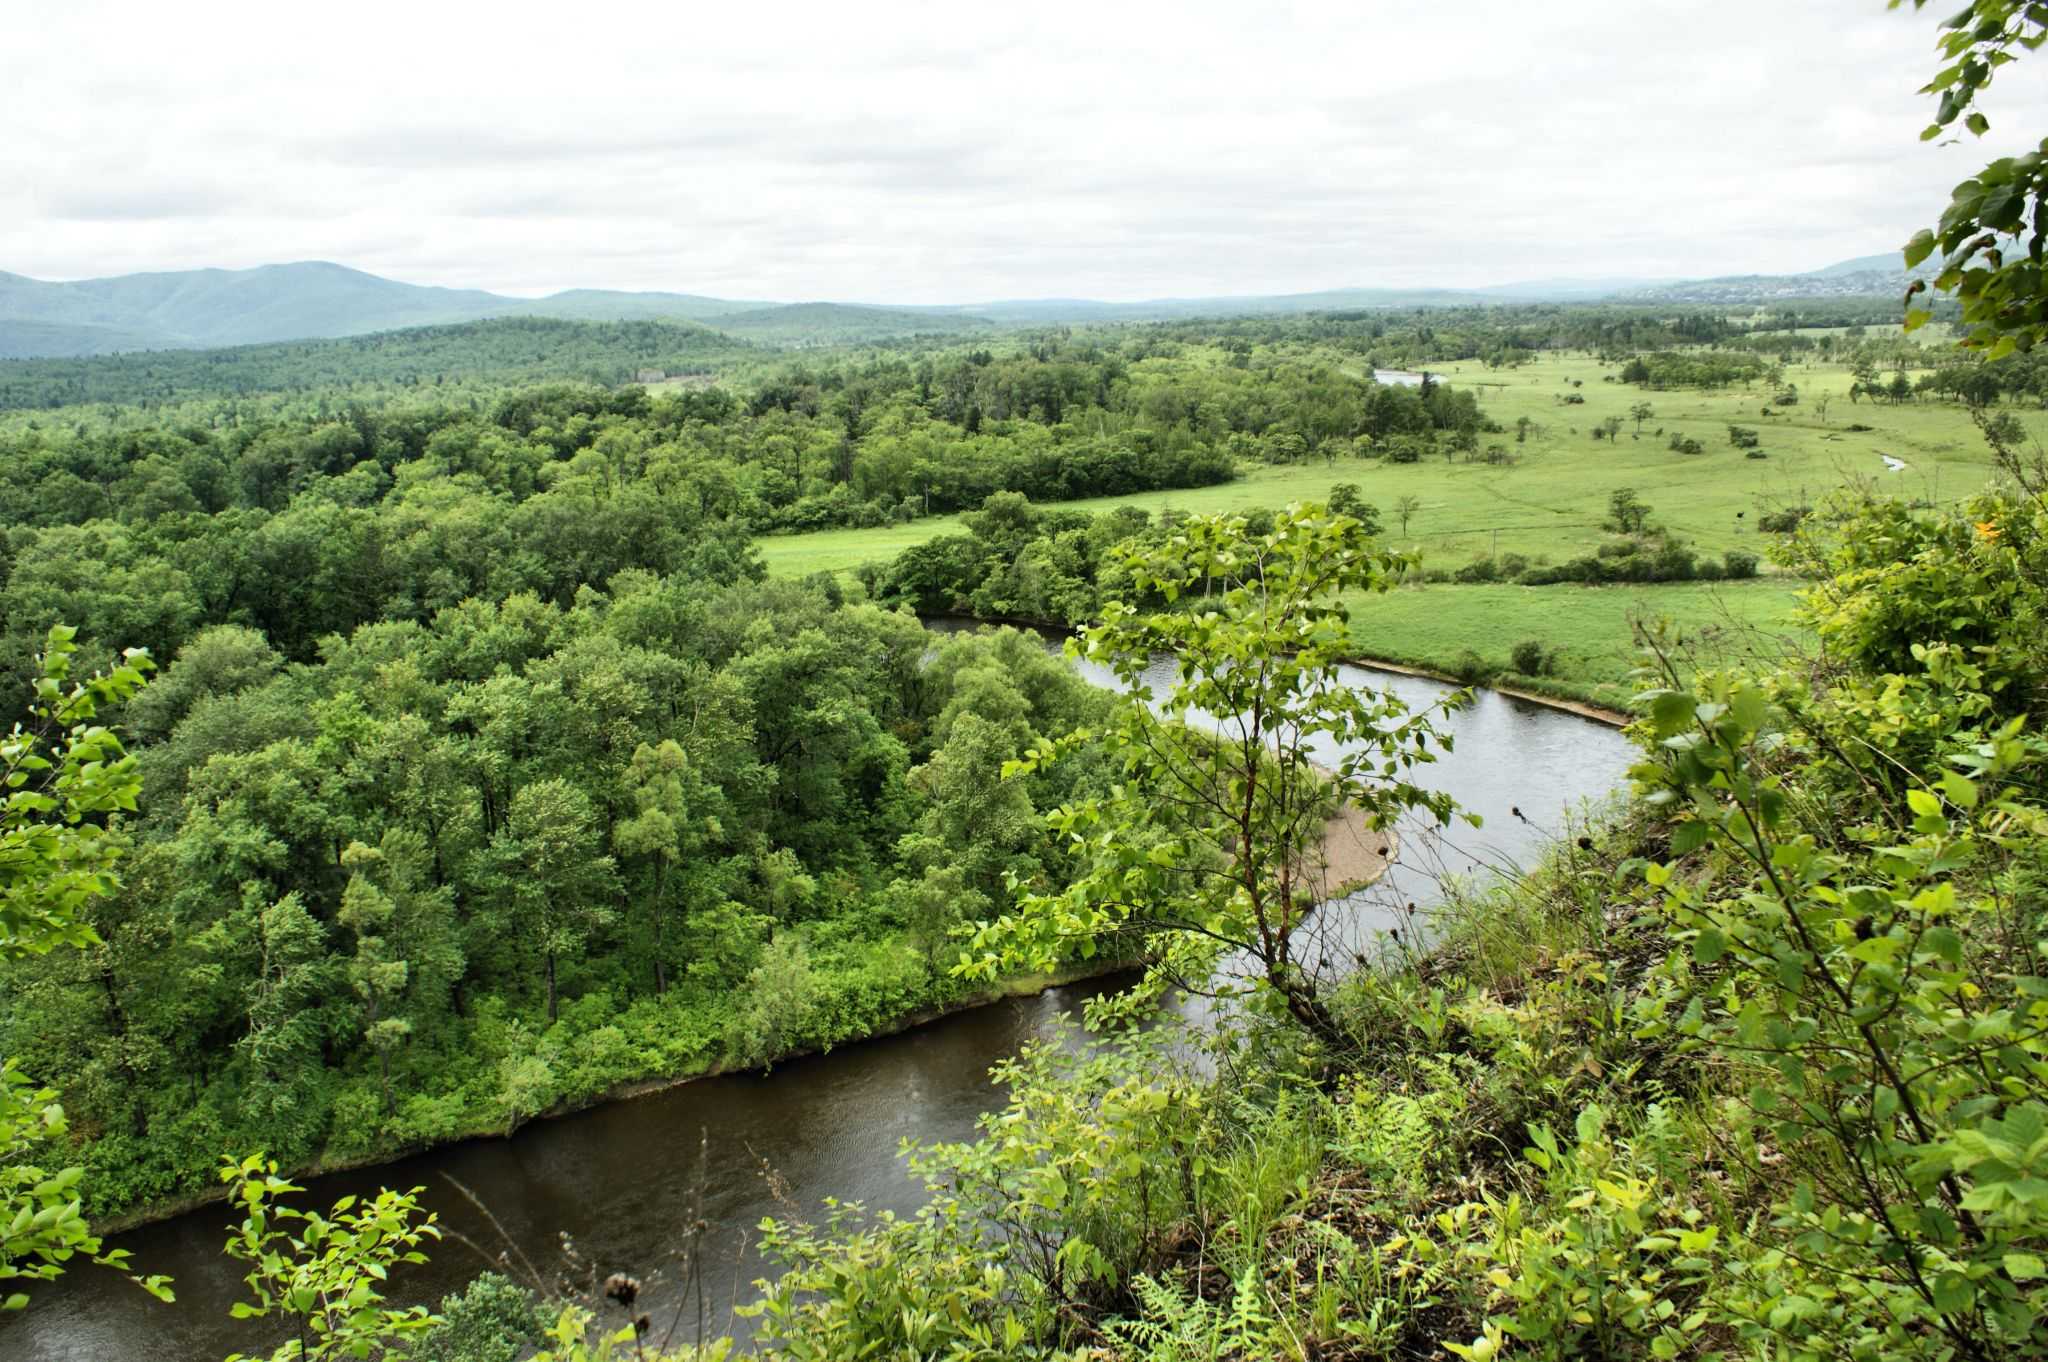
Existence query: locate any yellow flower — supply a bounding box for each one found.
[1976,521,2003,542]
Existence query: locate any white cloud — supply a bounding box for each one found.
[6,0,2043,300]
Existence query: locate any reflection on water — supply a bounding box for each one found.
[8,625,1633,1361]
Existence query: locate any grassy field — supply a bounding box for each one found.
[1341,577,1807,708]
[1406,352,2007,563]
[759,352,2015,579]
[756,350,2001,704]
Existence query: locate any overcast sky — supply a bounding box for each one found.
[8,0,2046,303]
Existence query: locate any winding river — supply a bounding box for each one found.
[5,630,1635,1361]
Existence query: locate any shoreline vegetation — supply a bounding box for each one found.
[94,791,1405,1239]
[91,956,1131,1237]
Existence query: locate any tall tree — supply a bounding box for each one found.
[491,779,617,1023]
[965,505,1466,1053]
[337,843,412,1119]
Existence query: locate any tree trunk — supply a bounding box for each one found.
[379,1049,393,1118]
[545,951,558,1024]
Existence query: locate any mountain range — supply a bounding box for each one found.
[0,254,1921,360]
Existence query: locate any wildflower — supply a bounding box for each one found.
[1977,520,2002,542]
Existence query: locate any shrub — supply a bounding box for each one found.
[415,1274,552,1362]
[1721,549,1760,578]
[1727,425,1761,449]
[1509,640,1553,676]
[1453,556,1501,584]
[1451,649,1494,682]
[1744,448,1768,459]
[1757,504,1810,533]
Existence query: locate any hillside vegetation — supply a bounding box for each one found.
[0,317,749,409]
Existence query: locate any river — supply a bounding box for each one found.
[5,630,1635,1361]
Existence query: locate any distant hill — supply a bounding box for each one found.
[1618,251,1937,305]
[1814,252,1914,276]
[949,287,1496,325]
[0,316,749,411]
[0,262,774,359]
[0,317,171,360]
[0,252,1958,361]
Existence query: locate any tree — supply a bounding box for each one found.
[612,739,696,996]
[493,779,617,1023]
[1393,495,1422,536]
[1607,487,1651,534]
[736,933,819,1064]
[0,627,170,1312]
[1899,0,2048,355]
[1629,401,1654,435]
[1815,392,1833,425]
[965,505,1465,1054]
[903,713,1037,898]
[336,845,412,1120]
[237,892,338,1144]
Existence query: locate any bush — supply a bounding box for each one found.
[414,1274,552,1362]
[1451,649,1494,682]
[1667,433,1705,455]
[1745,448,1768,459]
[1509,640,1553,676]
[1757,504,1810,533]
[1453,556,1502,584]
[1727,425,1761,449]
[1722,549,1760,578]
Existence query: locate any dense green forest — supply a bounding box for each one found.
[5,582,1122,1213]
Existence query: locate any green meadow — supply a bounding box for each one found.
[757,350,2006,703]
[1340,577,1807,708]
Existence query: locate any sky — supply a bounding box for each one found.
[8,0,2048,303]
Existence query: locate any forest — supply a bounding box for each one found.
[7,2,2048,1357]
